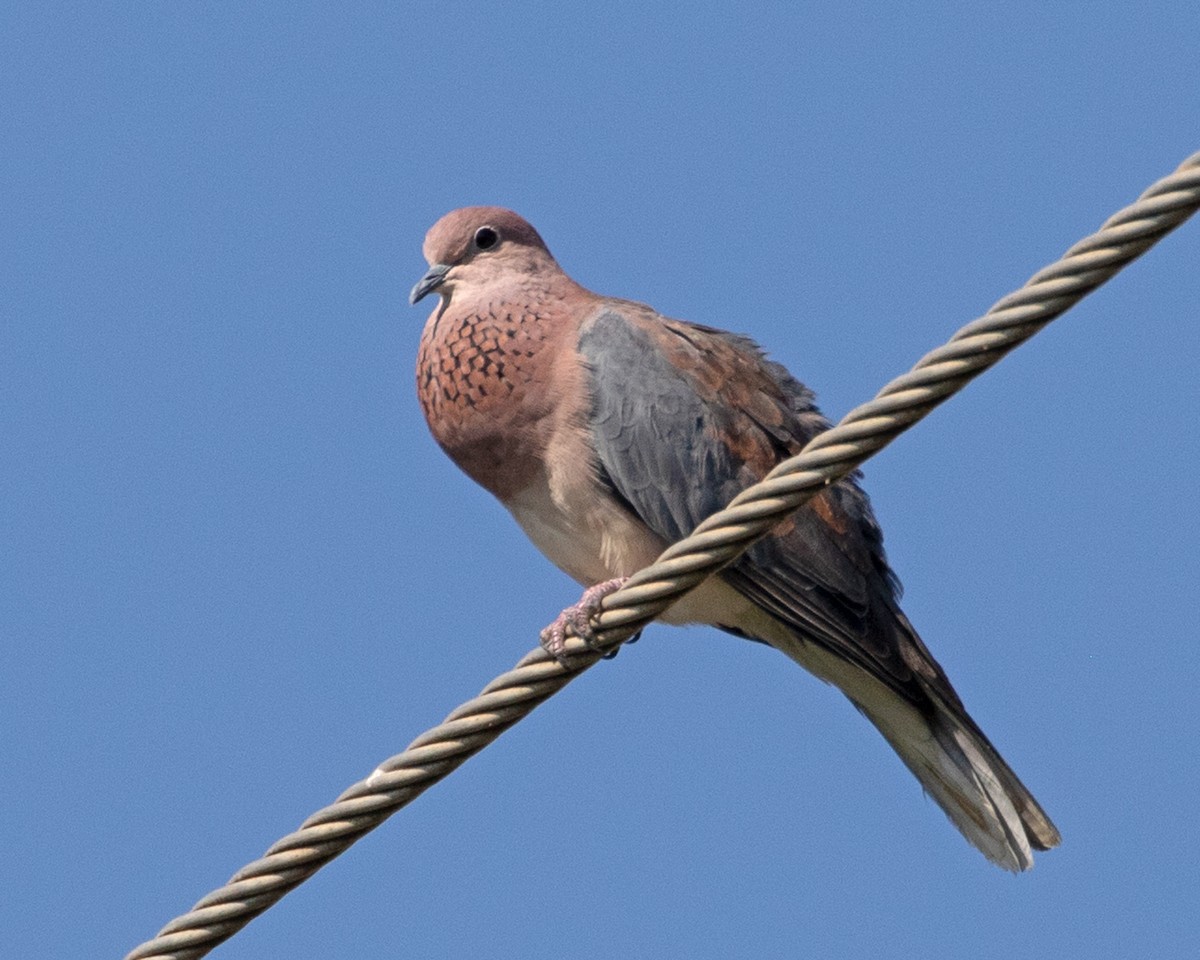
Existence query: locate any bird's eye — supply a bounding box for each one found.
[473,226,500,250]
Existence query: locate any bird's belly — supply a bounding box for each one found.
[506,476,666,587]
[505,472,766,632]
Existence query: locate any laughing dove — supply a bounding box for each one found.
[410,206,1060,871]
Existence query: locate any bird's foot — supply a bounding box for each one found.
[539,578,629,661]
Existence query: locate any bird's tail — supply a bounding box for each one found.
[854,687,1061,871]
[759,619,1059,870]
[706,585,1059,870]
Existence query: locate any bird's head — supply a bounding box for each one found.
[410,207,558,306]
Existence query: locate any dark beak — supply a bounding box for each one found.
[409,263,451,305]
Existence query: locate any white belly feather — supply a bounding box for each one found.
[504,466,768,631]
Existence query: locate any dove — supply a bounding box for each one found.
[410,206,1059,870]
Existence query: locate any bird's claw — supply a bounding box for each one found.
[539,577,629,661]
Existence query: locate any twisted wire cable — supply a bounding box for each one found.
[127,151,1200,960]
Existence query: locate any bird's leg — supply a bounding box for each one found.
[539,577,629,661]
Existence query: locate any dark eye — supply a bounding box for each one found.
[473,226,500,250]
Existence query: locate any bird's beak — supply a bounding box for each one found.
[410,263,451,305]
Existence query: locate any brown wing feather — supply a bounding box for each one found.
[579,302,958,707]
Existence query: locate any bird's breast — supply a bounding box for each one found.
[416,306,562,501]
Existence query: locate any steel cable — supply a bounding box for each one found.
[126,150,1200,960]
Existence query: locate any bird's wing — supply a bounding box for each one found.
[577,304,957,706]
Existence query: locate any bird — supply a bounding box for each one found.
[409,206,1060,871]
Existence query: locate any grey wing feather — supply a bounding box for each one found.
[578,307,935,703]
[580,311,742,541]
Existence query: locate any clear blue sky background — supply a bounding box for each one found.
[4,4,1199,958]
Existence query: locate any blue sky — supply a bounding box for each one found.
[4,4,1199,958]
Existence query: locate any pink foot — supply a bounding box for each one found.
[539,578,629,660]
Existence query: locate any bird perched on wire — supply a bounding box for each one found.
[409,206,1060,871]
